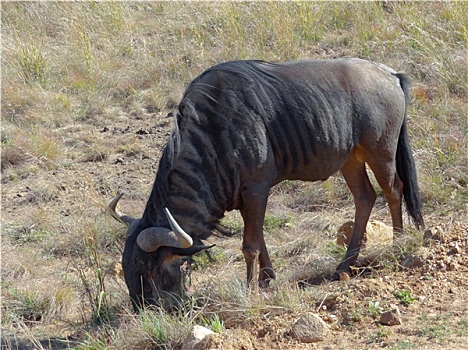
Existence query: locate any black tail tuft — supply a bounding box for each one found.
[395,73,425,230]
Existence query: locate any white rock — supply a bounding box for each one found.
[336,220,393,248]
[181,325,214,350]
[291,313,329,343]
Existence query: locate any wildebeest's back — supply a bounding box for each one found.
[260,60,356,181]
[177,58,405,198]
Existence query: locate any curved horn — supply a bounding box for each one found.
[108,193,135,225]
[164,208,193,248]
[137,227,188,252]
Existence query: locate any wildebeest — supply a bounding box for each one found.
[108,58,424,310]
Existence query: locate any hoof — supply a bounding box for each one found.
[330,272,341,281]
[258,275,276,289]
[259,279,271,289]
[258,269,276,288]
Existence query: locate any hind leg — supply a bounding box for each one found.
[335,156,376,277]
[367,159,403,234]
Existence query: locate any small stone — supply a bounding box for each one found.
[435,251,446,260]
[447,261,459,271]
[381,275,391,283]
[181,325,214,350]
[339,272,350,281]
[336,220,393,248]
[401,255,423,269]
[321,314,338,324]
[291,313,329,343]
[423,229,433,245]
[424,227,447,244]
[434,233,446,243]
[448,244,460,255]
[379,307,402,326]
[337,221,354,246]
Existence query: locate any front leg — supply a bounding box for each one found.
[240,184,276,289]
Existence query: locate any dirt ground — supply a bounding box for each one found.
[2,109,467,350]
[198,221,468,350]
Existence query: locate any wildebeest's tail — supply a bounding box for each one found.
[395,73,425,230]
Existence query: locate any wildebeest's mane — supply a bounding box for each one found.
[153,119,180,208]
[150,115,235,240]
[139,118,180,230]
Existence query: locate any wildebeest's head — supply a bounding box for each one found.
[108,193,211,311]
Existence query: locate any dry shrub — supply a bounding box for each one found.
[1,143,28,170]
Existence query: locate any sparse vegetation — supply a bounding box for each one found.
[263,214,293,231]
[200,313,225,333]
[395,289,416,306]
[367,300,384,319]
[367,324,392,344]
[1,2,467,349]
[417,313,468,342]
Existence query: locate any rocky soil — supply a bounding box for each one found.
[186,221,468,350]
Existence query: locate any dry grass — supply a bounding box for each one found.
[1,2,467,349]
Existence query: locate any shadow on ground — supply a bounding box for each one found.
[1,335,77,350]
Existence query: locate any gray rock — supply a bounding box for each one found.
[291,313,329,343]
[401,255,423,269]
